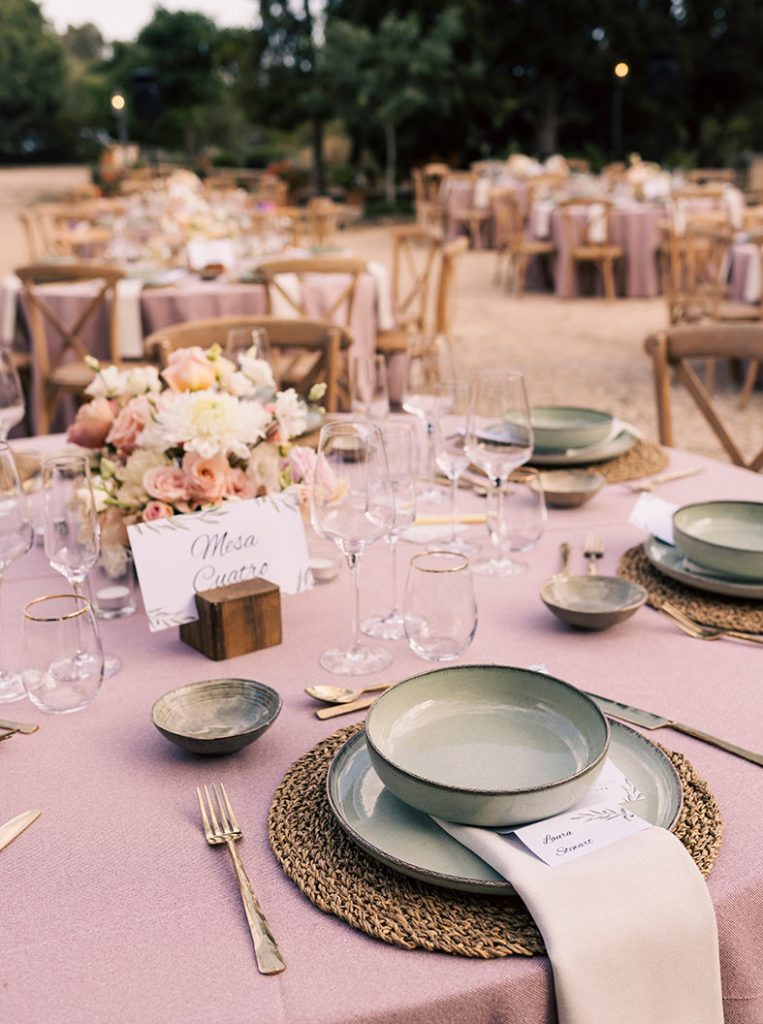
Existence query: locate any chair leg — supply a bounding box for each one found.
[516,254,528,298]
[704,358,716,393]
[602,258,616,300]
[739,359,759,409]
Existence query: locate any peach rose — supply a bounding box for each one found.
[67,397,116,448]
[183,451,230,504]
[142,500,174,522]
[225,467,258,500]
[143,465,189,504]
[106,395,152,453]
[162,347,216,392]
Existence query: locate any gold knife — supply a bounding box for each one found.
[0,810,41,853]
[587,692,763,767]
[316,695,376,719]
[0,719,39,735]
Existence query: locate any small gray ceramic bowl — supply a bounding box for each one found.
[533,469,605,508]
[531,407,613,451]
[673,501,763,580]
[540,575,648,630]
[151,678,281,755]
[365,664,610,827]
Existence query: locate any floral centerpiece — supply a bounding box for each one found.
[67,344,326,571]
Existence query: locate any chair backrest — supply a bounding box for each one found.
[390,225,442,332]
[491,188,524,249]
[254,256,366,330]
[143,315,350,412]
[433,236,469,336]
[660,222,734,324]
[557,197,614,246]
[687,168,736,185]
[15,263,124,377]
[644,324,763,470]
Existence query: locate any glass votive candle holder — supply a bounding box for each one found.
[403,551,478,661]
[88,546,138,619]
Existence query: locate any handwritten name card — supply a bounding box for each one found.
[128,490,311,632]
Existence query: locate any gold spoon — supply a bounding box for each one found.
[304,681,394,704]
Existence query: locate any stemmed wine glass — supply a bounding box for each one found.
[0,442,33,702]
[464,370,535,576]
[0,347,25,441]
[432,379,480,556]
[401,334,454,503]
[360,420,417,640]
[311,421,395,675]
[484,467,547,575]
[43,453,121,677]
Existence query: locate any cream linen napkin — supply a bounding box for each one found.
[740,243,762,303]
[269,273,302,318]
[586,203,608,243]
[532,200,553,239]
[435,820,724,1024]
[366,259,396,331]
[473,176,492,210]
[114,278,145,359]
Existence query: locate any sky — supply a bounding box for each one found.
[40,0,257,40]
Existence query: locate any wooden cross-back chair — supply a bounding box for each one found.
[434,236,469,337]
[645,324,763,471]
[492,188,555,296]
[557,197,623,300]
[391,224,441,332]
[254,257,366,332]
[16,263,124,435]
[144,315,351,413]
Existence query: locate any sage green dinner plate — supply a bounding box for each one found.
[326,720,682,895]
[530,429,637,467]
[644,535,763,600]
[673,501,763,580]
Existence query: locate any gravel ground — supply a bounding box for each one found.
[2,167,761,463]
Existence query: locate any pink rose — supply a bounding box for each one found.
[142,500,174,522]
[67,397,116,448]
[162,347,216,392]
[106,395,152,453]
[183,451,230,504]
[143,465,189,504]
[225,467,257,500]
[288,445,317,483]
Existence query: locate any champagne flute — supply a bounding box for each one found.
[432,379,480,556]
[0,442,33,702]
[43,453,121,678]
[350,354,390,420]
[0,347,25,441]
[464,370,534,576]
[360,421,416,640]
[311,421,395,675]
[484,467,547,575]
[401,334,454,503]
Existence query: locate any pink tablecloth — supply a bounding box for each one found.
[2,440,762,1024]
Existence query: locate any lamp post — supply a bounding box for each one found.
[110,92,128,168]
[611,62,629,161]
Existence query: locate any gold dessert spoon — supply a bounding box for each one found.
[304,681,394,704]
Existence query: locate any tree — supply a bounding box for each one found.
[0,0,67,158]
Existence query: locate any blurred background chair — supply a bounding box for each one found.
[557,197,623,300]
[492,188,555,296]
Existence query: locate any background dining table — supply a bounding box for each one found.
[2,437,762,1024]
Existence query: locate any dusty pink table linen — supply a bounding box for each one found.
[1,440,762,1024]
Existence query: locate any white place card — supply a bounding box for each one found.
[628,492,678,545]
[509,760,649,867]
[127,490,311,631]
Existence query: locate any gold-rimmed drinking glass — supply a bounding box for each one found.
[403,551,478,661]
[22,594,103,714]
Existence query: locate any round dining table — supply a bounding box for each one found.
[2,436,762,1024]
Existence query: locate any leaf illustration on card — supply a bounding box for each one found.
[571,806,636,824]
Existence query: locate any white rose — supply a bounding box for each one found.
[85,365,129,399]
[124,365,162,396]
[274,388,307,440]
[239,352,276,392]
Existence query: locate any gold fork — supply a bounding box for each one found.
[196,783,286,975]
[660,601,763,646]
[583,534,604,575]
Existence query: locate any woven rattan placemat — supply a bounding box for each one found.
[268,723,723,959]
[619,544,763,633]
[579,439,668,483]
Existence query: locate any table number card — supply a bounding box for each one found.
[128,490,311,632]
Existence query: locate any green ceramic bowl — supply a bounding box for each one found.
[531,406,613,451]
[533,469,606,508]
[672,501,763,580]
[365,665,610,827]
[151,678,281,756]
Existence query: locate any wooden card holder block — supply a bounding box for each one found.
[179,578,282,661]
